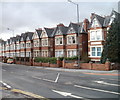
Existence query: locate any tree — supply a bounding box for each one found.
[101,14,120,63]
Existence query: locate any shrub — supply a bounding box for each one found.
[58,57,64,61]
[34,57,57,64]
[65,56,78,60]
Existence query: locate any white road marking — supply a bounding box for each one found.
[52,90,84,99]
[32,76,42,80]
[32,76,55,83]
[94,81,120,86]
[42,79,55,83]
[74,85,120,95]
[55,73,60,83]
[100,78,119,81]
[0,81,12,89]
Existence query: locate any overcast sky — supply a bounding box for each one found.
[0,0,119,41]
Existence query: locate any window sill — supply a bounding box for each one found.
[89,56,101,58]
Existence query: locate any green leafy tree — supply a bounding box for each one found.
[101,14,120,63]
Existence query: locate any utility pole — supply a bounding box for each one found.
[68,0,80,67]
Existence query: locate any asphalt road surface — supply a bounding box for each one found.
[1,63,120,100]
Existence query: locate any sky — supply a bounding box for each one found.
[0,0,119,41]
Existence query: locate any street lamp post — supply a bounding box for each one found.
[7,28,15,60]
[68,0,80,67]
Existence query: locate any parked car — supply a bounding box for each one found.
[7,59,14,64]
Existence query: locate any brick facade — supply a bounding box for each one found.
[0,10,119,65]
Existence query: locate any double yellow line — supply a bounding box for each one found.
[0,87,50,100]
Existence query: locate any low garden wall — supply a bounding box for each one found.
[12,57,114,71]
[62,60,111,71]
[33,62,60,68]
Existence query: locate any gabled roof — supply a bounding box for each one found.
[103,10,120,27]
[90,13,105,28]
[10,37,16,43]
[15,35,21,42]
[20,33,28,41]
[35,29,42,38]
[44,28,55,37]
[53,25,68,36]
[103,16,111,27]
[67,22,86,34]
[0,39,5,45]
[110,9,120,17]
[7,39,10,44]
[26,32,34,41]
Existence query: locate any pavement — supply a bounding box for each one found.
[0,82,30,99]
[43,67,119,73]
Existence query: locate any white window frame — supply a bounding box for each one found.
[90,29,103,41]
[67,49,77,57]
[67,35,76,44]
[34,40,39,47]
[90,46,103,57]
[42,39,48,46]
[55,50,64,57]
[55,37,63,45]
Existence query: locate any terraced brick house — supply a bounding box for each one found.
[25,32,34,58]
[88,10,119,62]
[53,24,68,57]
[20,33,28,63]
[66,19,89,58]
[40,27,55,57]
[32,28,42,58]
[5,39,10,58]
[15,35,21,57]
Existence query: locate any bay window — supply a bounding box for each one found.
[91,46,102,57]
[55,50,63,57]
[67,50,77,57]
[90,30,102,41]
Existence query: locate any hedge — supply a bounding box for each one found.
[34,57,57,64]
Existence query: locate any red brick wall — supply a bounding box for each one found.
[33,62,59,68]
[63,63,80,69]
[80,63,92,69]
[92,63,105,70]
[50,64,58,67]
[41,63,50,67]
[66,45,77,49]
[63,61,111,71]
[80,34,88,56]
[55,45,65,49]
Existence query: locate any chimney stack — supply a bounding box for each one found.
[83,18,89,32]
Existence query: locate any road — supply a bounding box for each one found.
[1,63,120,100]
